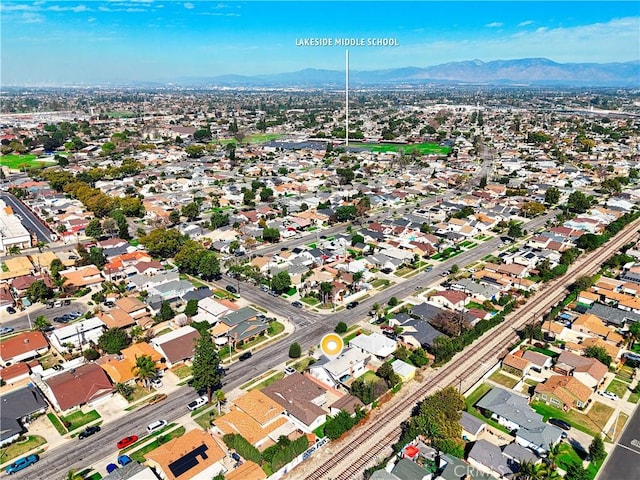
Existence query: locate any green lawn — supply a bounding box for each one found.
[606,379,629,398]
[130,426,186,463]
[62,410,101,432]
[628,391,640,404]
[0,436,46,464]
[1,154,46,169]
[530,401,613,438]
[47,413,67,435]
[293,357,316,372]
[555,442,586,472]
[268,321,285,336]
[350,141,451,155]
[171,364,193,379]
[249,372,285,391]
[465,383,492,408]
[489,370,520,388]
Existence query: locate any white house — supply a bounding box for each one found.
[49,317,106,352]
[307,348,369,389]
[349,332,396,359]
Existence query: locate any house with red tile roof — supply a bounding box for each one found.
[534,375,592,410]
[0,331,49,367]
[41,363,114,412]
[429,290,468,311]
[145,429,226,480]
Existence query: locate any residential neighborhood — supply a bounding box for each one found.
[1,82,639,480]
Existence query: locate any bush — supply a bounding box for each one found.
[83,348,100,361]
[335,322,348,334]
[222,433,261,464]
[289,342,301,358]
[388,297,399,307]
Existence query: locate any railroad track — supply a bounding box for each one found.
[299,219,640,480]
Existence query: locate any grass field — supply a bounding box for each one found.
[213,133,283,145]
[1,154,55,169]
[531,401,613,438]
[350,141,451,155]
[0,436,46,464]
[62,410,101,432]
[489,370,519,388]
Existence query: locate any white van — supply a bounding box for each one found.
[147,420,167,433]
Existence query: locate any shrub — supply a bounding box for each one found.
[222,433,261,464]
[288,342,301,358]
[335,322,348,334]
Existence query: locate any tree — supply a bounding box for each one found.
[191,331,222,402]
[140,228,185,258]
[159,301,175,322]
[377,362,400,388]
[388,297,399,307]
[214,389,226,415]
[83,347,100,361]
[198,252,221,280]
[181,202,199,221]
[289,342,301,358]
[335,205,358,222]
[34,315,52,331]
[115,382,134,400]
[351,233,365,246]
[184,299,199,317]
[335,322,348,334]
[545,186,561,205]
[508,220,524,238]
[85,218,103,239]
[132,355,158,389]
[584,345,611,366]
[64,469,84,480]
[567,190,591,214]
[169,209,180,225]
[26,280,54,303]
[571,275,594,293]
[98,328,131,354]
[260,187,274,202]
[319,282,333,305]
[89,247,106,269]
[49,258,64,280]
[589,434,606,463]
[262,227,280,243]
[271,271,291,293]
[479,175,487,188]
[450,264,460,274]
[407,386,465,442]
[629,321,640,348]
[564,463,590,480]
[520,201,546,217]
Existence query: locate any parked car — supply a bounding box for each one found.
[5,455,39,474]
[0,326,14,335]
[239,351,252,361]
[598,390,619,401]
[147,419,167,433]
[106,463,118,474]
[53,316,69,323]
[117,455,132,467]
[346,301,359,309]
[6,306,16,314]
[291,301,303,309]
[225,285,237,294]
[116,435,138,449]
[284,366,296,375]
[69,311,82,319]
[63,299,71,305]
[150,377,163,389]
[260,284,270,292]
[187,396,208,411]
[548,418,571,431]
[78,425,101,439]
[380,268,393,274]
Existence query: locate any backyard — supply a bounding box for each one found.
[530,401,613,438]
[488,370,519,389]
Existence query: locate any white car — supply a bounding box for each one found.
[187,396,208,411]
[150,378,163,389]
[284,366,296,376]
[598,390,618,401]
[146,419,167,433]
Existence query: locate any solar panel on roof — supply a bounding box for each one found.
[168,444,209,478]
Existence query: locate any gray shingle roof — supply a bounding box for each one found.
[0,386,48,443]
[468,439,519,476]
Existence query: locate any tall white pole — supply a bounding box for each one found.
[345,49,349,147]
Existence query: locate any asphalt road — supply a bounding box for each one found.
[0,192,53,243]
[597,404,640,480]
[0,301,90,332]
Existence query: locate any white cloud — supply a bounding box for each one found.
[88,17,96,22]
[518,20,533,27]
[48,5,91,13]
[184,2,194,9]
[485,22,503,28]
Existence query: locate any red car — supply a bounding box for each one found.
[116,435,138,449]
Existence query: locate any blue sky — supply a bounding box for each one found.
[2,1,638,85]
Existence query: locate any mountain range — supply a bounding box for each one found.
[179,58,639,87]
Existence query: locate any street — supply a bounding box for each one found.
[597,401,640,480]
[0,192,54,243]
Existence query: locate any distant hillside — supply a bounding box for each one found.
[180,58,639,87]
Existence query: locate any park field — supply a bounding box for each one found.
[350,141,451,155]
[0,154,56,169]
[214,133,283,145]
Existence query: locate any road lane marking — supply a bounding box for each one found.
[618,443,640,456]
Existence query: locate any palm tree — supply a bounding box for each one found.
[131,355,157,389]
[214,389,226,415]
[65,469,83,480]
